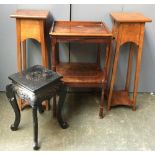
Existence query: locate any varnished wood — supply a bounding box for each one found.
[51,38,57,71]
[106,42,112,78]
[56,63,106,87]
[40,20,48,67]
[133,24,145,110]
[10,9,49,19]
[125,43,134,91]
[110,12,152,23]
[20,19,41,42]
[11,9,49,110]
[108,41,121,110]
[55,37,112,43]
[50,21,112,117]
[97,44,101,70]
[110,90,133,107]
[16,19,22,72]
[50,21,112,37]
[22,40,26,70]
[108,12,152,110]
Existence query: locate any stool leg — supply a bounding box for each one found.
[99,84,105,119]
[57,86,69,129]
[6,84,21,131]
[38,102,44,114]
[32,106,40,150]
[53,96,57,118]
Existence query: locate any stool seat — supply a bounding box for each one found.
[6,65,69,150]
[9,65,62,92]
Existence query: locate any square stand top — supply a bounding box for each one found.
[110,12,152,23]
[50,21,112,37]
[10,9,49,19]
[9,65,62,93]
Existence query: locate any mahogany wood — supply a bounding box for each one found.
[50,21,112,118]
[50,21,112,37]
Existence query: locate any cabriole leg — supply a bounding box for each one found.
[57,86,69,129]
[6,84,21,131]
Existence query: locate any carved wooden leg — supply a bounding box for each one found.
[6,84,21,131]
[32,105,40,150]
[57,86,68,129]
[53,96,57,118]
[38,102,44,114]
[99,84,105,119]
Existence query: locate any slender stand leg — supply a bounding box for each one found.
[108,43,121,110]
[104,42,112,99]
[23,40,27,70]
[125,43,134,91]
[132,24,145,111]
[132,45,143,111]
[40,21,49,110]
[57,85,69,129]
[99,84,105,119]
[106,42,113,78]
[32,106,40,150]
[97,44,101,70]
[40,21,47,68]
[6,84,21,131]
[16,19,23,111]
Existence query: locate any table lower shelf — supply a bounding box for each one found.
[111,90,134,107]
[56,63,106,87]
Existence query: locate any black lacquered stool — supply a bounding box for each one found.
[6,65,68,150]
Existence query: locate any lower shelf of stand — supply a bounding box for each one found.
[56,63,106,87]
[111,90,133,107]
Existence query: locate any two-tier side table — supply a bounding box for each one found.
[49,21,112,118]
[10,9,49,110]
[108,13,152,110]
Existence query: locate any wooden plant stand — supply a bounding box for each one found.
[108,12,152,110]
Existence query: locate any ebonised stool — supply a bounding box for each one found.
[6,65,68,150]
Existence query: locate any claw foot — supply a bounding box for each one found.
[10,124,18,131]
[33,143,40,150]
[61,122,69,129]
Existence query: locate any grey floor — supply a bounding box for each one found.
[0,91,155,151]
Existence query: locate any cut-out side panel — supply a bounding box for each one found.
[119,23,142,46]
[20,19,41,42]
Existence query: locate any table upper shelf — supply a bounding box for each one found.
[50,21,112,37]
